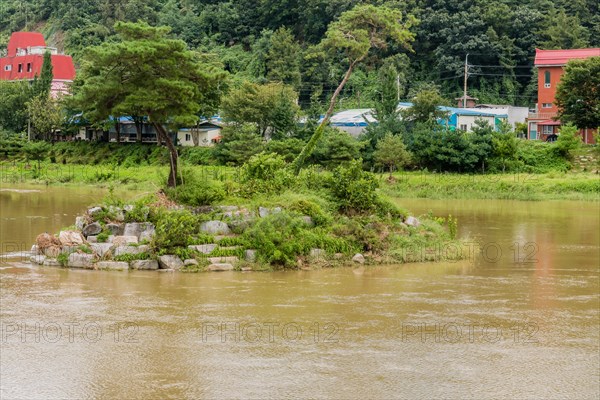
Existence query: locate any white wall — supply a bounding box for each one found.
[178,128,221,147]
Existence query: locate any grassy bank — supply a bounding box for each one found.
[381,171,600,201]
[2,160,599,201]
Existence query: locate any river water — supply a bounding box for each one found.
[1,185,598,399]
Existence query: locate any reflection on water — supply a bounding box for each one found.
[1,186,599,399]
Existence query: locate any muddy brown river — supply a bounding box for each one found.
[1,185,598,399]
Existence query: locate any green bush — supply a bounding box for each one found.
[180,147,214,165]
[165,168,226,206]
[152,209,204,251]
[239,152,294,195]
[553,124,581,159]
[243,211,353,268]
[328,160,379,214]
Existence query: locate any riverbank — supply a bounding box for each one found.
[2,160,598,201]
[381,171,600,201]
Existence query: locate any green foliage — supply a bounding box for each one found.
[22,141,51,170]
[292,4,417,173]
[77,245,93,254]
[240,152,292,195]
[373,134,412,175]
[243,211,353,268]
[179,147,214,165]
[57,253,69,267]
[212,124,265,166]
[554,124,582,160]
[310,128,363,169]
[97,231,109,243]
[287,199,331,226]
[402,86,450,125]
[0,80,32,133]
[221,81,299,138]
[267,27,301,88]
[492,130,520,172]
[265,138,306,163]
[113,252,151,262]
[165,168,226,206]
[26,95,63,141]
[31,51,54,99]
[152,209,203,251]
[556,57,600,130]
[329,160,379,214]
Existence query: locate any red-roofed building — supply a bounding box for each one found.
[528,48,600,143]
[0,32,76,97]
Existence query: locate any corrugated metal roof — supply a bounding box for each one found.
[534,48,600,66]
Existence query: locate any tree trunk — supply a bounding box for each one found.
[134,120,142,143]
[115,121,121,144]
[153,122,178,187]
[292,56,364,174]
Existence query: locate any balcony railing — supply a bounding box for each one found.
[527,111,558,120]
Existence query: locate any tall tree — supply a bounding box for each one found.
[73,21,227,187]
[292,4,416,173]
[32,51,54,99]
[555,57,600,130]
[267,27,301,88]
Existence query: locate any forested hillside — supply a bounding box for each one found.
[1,0,598,108]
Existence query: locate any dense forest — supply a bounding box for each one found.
[1,0,598,109]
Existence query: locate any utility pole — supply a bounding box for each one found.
[463,53,469,108]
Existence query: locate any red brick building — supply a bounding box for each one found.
[527,48,600,143]
[0,32,76,96]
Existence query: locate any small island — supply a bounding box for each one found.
[29,158,468,272]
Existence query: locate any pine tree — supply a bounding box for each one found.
[32,51,54,99]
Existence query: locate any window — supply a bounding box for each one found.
[17,64,22,73]
[3,65,11,71]
[544,71,551,88]
[185,134,191,141]
[542,103,553,108]
[460,124,468,131]
[26,63,32,72]
[542,125,554,135]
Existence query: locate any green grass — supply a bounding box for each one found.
[382,171,600,201]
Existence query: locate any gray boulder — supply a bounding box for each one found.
[207,263,234,271]
[43,258,61,267]
[158,255,184,270]
[88,206,103,218]
[75,216,86,230]
[96,261,129,271]
[208,256,239,264]
[58,230,85,245]
[30,244,40,255]
[87,236,98,243]
[68,253,95,269]
[123,222,145,238]
[184,259,199,267]
[82,222,102,237]
[139,225,155,243]
[90,243,113,257]
[43,246,61,258]
[404,216,421,227]
[244,249,257,263]
[108,206,125,222]
[60,245,79,255]
[113,245,149,257]
[258,206,270,218]
[131,260,159,270]
[106,223,124,236]
[200,220,231,235]
[112,236,138,245]
[188,244,217,254]
[352,253,365,264]
[309,248,326,259]
[30,255,45,265]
